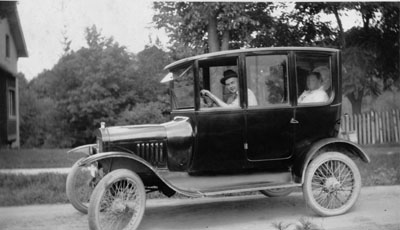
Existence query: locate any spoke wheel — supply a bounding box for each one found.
[260,187,296,197]
[303,152,361,216]
[66,157,100,214]
[89,169,146,230]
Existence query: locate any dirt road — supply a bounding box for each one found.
[1,185,399,230]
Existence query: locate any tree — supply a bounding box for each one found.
[29,26,139,146]
[290,2,399,113]
[18,73,40,147]
[153,2,273,54]
[27,26,174,147]
[292,2,346,48]
[342,46,379,114]
[342,3,399,113]
[134,45,172,103]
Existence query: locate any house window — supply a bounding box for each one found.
[8,88,16,118]
[6,34,10,58]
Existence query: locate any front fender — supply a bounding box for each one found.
[67,144,97,156]
[79,152,202,198]
[79,151,152,167]
[293,138,370,184]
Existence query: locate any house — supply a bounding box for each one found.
[0,2,28,148]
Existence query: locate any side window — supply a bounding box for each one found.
[296,54,332,105]
[246,55,288,107]
[199,57,240,109]
[172,65,194,109]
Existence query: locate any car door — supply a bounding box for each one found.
[190,56,247,173]
[244,53,295,164]
[293,52,338,147]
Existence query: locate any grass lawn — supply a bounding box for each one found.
[0,148,85,169]
[0,145,398,206]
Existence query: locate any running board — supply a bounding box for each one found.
[157,170,301,197]
[201,183,301,197]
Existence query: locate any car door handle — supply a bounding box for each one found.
[290,118,299,124]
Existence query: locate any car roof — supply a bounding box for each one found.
[164,47,340,70]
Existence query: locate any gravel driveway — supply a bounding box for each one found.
[0,185,399,230]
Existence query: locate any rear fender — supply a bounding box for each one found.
[293,138,370,184]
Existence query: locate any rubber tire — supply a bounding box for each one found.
[260,187,296,197]
[66,157,92,214]
[303,152,361,216]
[88,169,146,230]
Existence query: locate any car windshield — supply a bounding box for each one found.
[170,64,194,109]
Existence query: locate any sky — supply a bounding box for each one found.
[17,0,169,81]
[15,0,362,81]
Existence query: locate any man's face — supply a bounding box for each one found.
[225,77,238,94]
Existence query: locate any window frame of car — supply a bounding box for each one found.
[167,48,340,112]
[195,54,245,111]
[293,51,337,108]
[242,51,293,111]
[169,62,195,111]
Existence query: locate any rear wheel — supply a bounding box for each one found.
[88,169,146,230]
[260,187,296,197]
[303,152,361,216]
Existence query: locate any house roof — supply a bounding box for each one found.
[0,2,28,57]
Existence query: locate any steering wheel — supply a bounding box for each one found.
[200,91,218,107]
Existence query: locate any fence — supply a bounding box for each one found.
[340,109,400,145]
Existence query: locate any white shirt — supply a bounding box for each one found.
[227,89,258,107]
[298,87,329,104]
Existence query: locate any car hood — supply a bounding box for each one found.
[100,124,167,142]
[97,116,193,144]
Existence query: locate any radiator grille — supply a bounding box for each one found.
[135,142,167,167]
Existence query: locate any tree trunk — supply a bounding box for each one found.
[332,7,346,48]
[347,90,363,114]
[221,30,230,51]
[207,12,220,52]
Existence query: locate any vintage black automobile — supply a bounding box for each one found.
[70,47,370,230]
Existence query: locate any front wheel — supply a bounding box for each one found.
[66,157,96,214]
[303,152,361,216]
[88,169,146,230]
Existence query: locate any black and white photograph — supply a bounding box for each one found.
[0,1,399,229]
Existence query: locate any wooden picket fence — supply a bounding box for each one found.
[340,109,400,145]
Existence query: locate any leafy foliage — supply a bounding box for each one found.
[286,2,399,113]
[116,101,169,126]
[21,26,171,147]
[153,2,275,54]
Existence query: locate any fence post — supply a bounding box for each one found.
[375,110,380,143]
[363,113,367,144]
[378,111,383,144]
[393,109,399,142]
[354,114,359,144]
[367,112,371,144]
[386,111,391,143]
[371,111,375,144]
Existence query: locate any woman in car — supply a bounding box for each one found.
[298,71,329,104]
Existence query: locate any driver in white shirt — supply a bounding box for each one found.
[201,70,257,108]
